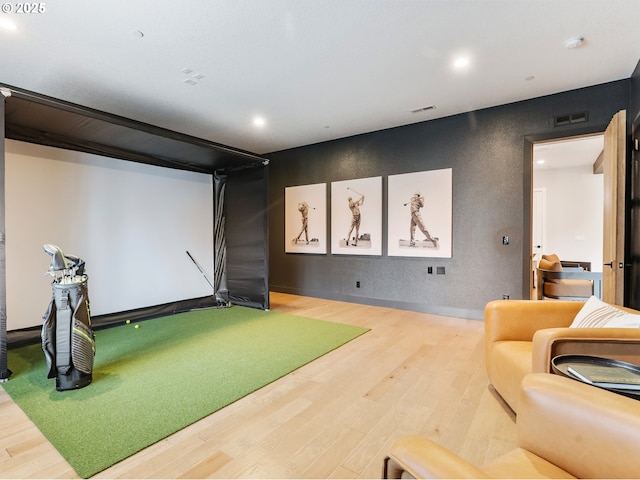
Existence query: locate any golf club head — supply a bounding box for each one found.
[65,254,86,276]
[43,244,69,271]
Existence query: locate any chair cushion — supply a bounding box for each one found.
[489,341,532,411]
[570,296,640,328]
[543,279,592,298]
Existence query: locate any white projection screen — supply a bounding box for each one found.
[5,139,214,331]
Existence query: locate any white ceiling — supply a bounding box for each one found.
[1,0,639,155]
[533,134,604,171]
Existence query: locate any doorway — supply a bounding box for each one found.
[530,134,604,299]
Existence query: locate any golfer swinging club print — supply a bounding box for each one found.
[387,169,452,258]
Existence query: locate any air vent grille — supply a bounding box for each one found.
[411,105,436,114]
[554,112,588,127]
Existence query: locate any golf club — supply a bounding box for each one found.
[347,187,364,197]
[186,250,214,289]
[403,193,421,206]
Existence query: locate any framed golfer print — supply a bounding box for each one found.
[331,176,382,255]
[387,168,452,258]
[285,183,327,254]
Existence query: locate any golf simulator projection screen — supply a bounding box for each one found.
[5,139,215,331]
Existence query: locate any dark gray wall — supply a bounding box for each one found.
[267,80,629,319]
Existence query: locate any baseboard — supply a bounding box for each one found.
[270,286,484,320]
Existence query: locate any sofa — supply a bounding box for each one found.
[484,297,640,412]
[383,373,640,479]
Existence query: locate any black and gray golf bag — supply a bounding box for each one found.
[41,244,95,391]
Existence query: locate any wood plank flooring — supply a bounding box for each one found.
[0,293,517,478]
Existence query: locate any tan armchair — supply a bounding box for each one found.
[484,299,640,412]
[536,253,601,300]
[383,373,640,479]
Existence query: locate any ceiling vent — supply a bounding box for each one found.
[411,105,436,114]
[554,112,588,127]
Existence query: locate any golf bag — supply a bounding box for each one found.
[41,244,95,391]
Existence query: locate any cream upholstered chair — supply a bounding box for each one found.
[383,373,640,479]
[536,253,602,300]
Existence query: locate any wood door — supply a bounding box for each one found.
[602,110,626,304]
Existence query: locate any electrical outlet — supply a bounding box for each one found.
[428,266,433,274]
[356,281,361,288]
[503,294,510,300]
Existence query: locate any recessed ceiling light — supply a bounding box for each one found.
[537,159,545,165]
[453,56,470,68]
[0,18,17,31]
[253,116,266,127]
[564,36,584,49]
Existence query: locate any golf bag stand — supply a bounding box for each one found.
[41,244,95,391]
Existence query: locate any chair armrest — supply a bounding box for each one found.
[532,327,640,373]
[484,300,583,344]
[484,301,583,377]
[383,436,489,479]
[518,374,640,479]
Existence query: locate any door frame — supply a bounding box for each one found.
[523,124,610,299]
[531,187,546,299]
[628,114,640,309]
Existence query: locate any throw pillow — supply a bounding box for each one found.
[542,253,561,263]
[538,257,562,271]
[570,296,640,328]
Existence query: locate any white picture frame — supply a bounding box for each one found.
[285,183,327,254]
[387,169,452,258]
[331,176,382,255]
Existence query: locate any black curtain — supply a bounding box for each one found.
[223,166,269,309]
[0,94,9,379]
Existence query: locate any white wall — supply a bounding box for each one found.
[533,164,603,271]
[5,140,214,330]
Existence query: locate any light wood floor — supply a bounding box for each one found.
[0,293,517,479]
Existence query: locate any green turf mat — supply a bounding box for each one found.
[2,306,369,478]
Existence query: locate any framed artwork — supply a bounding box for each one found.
[331,176,382,255]
[285,183,327,254]
[387,168,452,258]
